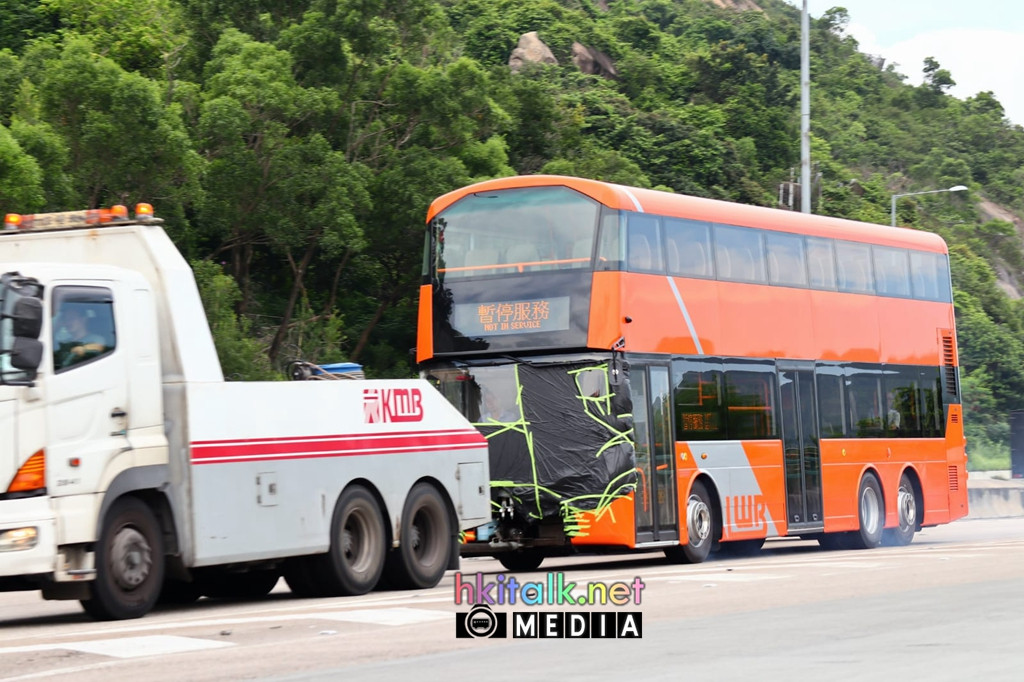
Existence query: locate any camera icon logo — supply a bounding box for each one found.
[455,604,507,638]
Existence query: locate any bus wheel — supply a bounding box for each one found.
[883,472,918,547]
[385,483,452,589]
[497,551,544,572]
[81,497,164,620]
[665,480,714,564]
[321,485,387,596]
[848,473,884,550]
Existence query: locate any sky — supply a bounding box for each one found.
[787,1,1024,125]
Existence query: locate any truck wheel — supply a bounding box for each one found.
[497,551,544,572]
[81,497,164,620]
[883,472,918,547]
[385,483,452,589]
[320,485,386,596]
[847,472,884,550]
[665,480,715,564]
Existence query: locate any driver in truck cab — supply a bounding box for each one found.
[53,305,108,368]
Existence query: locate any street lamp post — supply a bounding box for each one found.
[890,185,968,226]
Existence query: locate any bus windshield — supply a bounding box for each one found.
[430,186,602,279]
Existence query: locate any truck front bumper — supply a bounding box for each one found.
[0,496,56,577]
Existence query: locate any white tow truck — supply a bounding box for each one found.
[0,204,489,619]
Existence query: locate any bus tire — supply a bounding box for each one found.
[883,472,918,547]
[497,551,544,572]
[81,497,164,620]
[848,472,884,550]
[665,480,714,564]
[385,483,451,589]
[320,485,387,596]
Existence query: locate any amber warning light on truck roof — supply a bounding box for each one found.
[3,203,157,232]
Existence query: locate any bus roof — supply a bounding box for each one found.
[427,175,948,254]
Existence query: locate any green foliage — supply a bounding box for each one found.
[192,259,278,380]
[0,122,45,210]
[0,0,1022,441]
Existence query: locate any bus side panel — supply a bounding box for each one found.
[569,494,637,548]
[820,440,864,532]
[416,284,433,364]
[684,441,786,541]
[587,271,624,351]
[877,299,951,366]
[944,404,969,523]
[821,438,951,532]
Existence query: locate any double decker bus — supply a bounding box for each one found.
[417,175,968,571]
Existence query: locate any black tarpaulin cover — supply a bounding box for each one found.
[477,361,636,523]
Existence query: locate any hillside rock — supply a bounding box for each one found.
[980,198,1024,299]
[509,32,558,72]
[710,0,764,10]
[571,42,618,79]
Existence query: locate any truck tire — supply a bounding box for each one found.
[81,497,164,620]
[385,483,452,589]
[318,485,386,596]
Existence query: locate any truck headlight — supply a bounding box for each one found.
[0,527,38,551]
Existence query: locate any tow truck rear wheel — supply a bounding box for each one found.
[319,485,387,596]
[81,497,164,620]
[385,483,451,589]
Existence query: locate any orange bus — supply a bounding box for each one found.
[417,175,968,571]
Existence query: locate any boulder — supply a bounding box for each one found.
[509,32,558,72]
[571,42,618,79]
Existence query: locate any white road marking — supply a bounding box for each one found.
[0,635,232,658]
[311,607,451,626]
[644,572,787,582]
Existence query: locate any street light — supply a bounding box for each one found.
[890,185,968,226]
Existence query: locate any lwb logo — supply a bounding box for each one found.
[364,388,424,423]
[725,494,767,533]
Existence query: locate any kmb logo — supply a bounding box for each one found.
[364,388,424,423]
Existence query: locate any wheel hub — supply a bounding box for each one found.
[110,527,151,591]
[687,495,711,544]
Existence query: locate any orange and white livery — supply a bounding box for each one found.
[418,175,967,570]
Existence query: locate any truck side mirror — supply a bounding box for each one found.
[11,296,43,339]
[0,271,45,384]
[10,336,43,371]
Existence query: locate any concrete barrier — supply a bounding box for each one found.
[966,471,1024,519]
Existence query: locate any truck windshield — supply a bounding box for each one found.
[429,186,601,280]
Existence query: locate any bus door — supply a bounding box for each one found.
[777,362,823,530]
[631,364,679,544]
